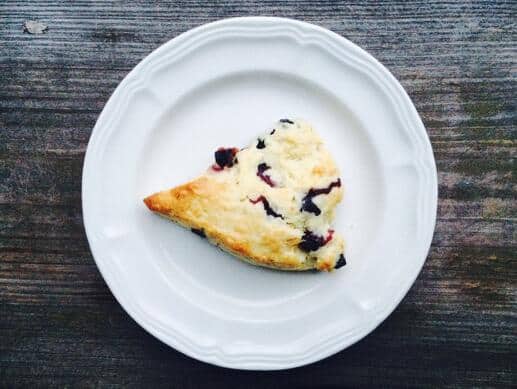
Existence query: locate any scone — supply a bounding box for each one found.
[144,119,346,271]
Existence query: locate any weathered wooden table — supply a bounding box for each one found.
[1,1,515,387]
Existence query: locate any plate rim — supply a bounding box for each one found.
[82,16,438,370]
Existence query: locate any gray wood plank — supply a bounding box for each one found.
[0,1,515,387]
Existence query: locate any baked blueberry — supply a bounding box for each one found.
[301,179,341,215]
[214,147,238,169]
[249,195,283,219]
[191,228,206,238]
[298,230,334,252]
[257,163,275,187]
[335,254,347,269]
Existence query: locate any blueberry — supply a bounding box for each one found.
[249,196,283,218]
[300,198,322,216]
[300,179,341,215]
[256,163,275,187]
[298,230,334,252]
[298,231,323,252]
[191,228,206,238]
[257,163,269,173]
[214,147,238,168]
[335,254,347,269]
[256,138,266,149]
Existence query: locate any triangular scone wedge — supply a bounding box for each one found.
[144,119,346,271]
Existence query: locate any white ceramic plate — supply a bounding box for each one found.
[83,17,437,370]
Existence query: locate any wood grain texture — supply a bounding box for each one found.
[0,1,515,387]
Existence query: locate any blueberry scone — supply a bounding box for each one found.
[144,119,346,271]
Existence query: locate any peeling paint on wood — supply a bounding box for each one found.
[22,20,48,34]
[0,1,515,388]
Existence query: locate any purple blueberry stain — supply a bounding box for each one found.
[257,163,275,187]
[249,196,283,219]
[300,178,342,216]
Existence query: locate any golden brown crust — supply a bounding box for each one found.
[143,178,308,270]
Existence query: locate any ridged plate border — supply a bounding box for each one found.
[83,17,438,370]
